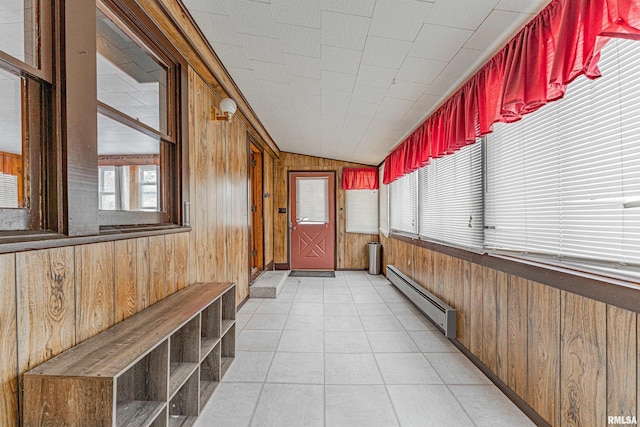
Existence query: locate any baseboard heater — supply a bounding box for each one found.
[386,265,457,338]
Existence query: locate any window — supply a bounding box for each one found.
[96,1,180,226]
[485,38,640,280]
[390,171,418,234]
[346,189,378,234]
[418,142,483,250]
[379,164,389,237]
[295,177,328,224]
[0,0,52,230]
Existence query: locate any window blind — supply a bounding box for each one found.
[346,189,379,234]
[379,164,389,236]
[418,142,483,250]
[390,171,418,234]
[485,38,640,277]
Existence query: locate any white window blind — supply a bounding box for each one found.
[390,171,418,234]
[485,38,640,277]
[418,142,483,250]
[346,189,379,234]
[0,172,18,208]
[379,164,389,236]
[296,177,329,224]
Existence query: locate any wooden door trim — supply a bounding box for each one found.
[288,170,336,270]
[249,139,264,279]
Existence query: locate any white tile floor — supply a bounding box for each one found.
[195,271,535,427]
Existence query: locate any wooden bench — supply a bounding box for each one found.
[23,282,236,427]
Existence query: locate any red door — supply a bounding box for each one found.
[289,172,335,270]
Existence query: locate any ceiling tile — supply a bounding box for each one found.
[321,88,351,106]
[259,79,293,97]
[241,33,285,63]
[368,0,432,41]
[397,56,447,85]
[196,13,242,45]
[425,0,499,30]
[378,97,415,114]
[291,75,321,95]
[272,0,321,28]
[321,45,362,74]
[386,80,428,102]
[231,1,277,37]
[183,0,233,15]
[250,60,289,82]
[355,64,397,89]
[321,70,356,92]
[362,37,411,69]
[348,101,379,115]
[410,24,473,63]
[276,23,321,57]
[212,43,252,69]
[441,48,484,77]
[321,0,376,17]
[464,10,531,51]
[283,53,321,78]
[495,0,548,13]
[351,84,388,104]
[322,11,370,50]
[227,67,262,90]
[424,74,460,96]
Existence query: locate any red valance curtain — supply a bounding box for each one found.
[383,0,640,184]
[342,168,379,190]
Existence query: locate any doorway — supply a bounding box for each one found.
[249,143,264,278]
[289,172,336,270]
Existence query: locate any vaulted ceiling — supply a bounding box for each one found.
[182,0,550,165]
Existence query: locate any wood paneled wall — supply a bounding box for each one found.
[263,153,274,267]
[380,235,639,426]
[188,67,249,304]
[274,152,378,269]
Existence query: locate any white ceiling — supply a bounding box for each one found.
[183,0,550,165]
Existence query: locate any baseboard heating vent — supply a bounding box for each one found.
[386,265,457,338]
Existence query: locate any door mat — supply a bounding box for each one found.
[289,270,336,278]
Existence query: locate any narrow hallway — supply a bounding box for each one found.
[196,271,533,426]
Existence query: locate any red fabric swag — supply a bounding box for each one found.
[382,0,640,185]
[342,168,379,190]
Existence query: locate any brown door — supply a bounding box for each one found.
[249,145,264,274]
[289,172,335,270]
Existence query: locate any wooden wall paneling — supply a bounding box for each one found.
[606,305,637,422]
[164,233,177,296]
[187,67,198,285]
[507,275,528,399]
[174,232,189,290]
[433,251,445,299]
[0,254,18,426]
[442,253,455,304]
[455,258,471,349]
[16,248,76,378]
[344,233,379,270]
[412,246,428,290]
[336,170,346,269]
[75,242,115,344]
[560,291,606,427]
[136,237,150,312]
[469,263,484,356]
[527,280,560,426]
[495,270,509,381]
[149,235,167,305]
[273,165,287,264]
[214,120,227,284]
[194,71,211,283]
[229,122,248,303]
[263,153,274,267]
[114,239,137,322]
[481,267,498,373]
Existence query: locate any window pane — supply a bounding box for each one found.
[0,0,38,66]
[98,114,161,212]
[296,177,328,224]
[96,7,167,133]
[0,68,25,208]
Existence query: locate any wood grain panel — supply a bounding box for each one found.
[263,153,274,267]
[456,258,471,348]
[606,305,637,422]
[527,280,560,426]
[115,239,137,322]
[164,234,177,296]
[481,267,497,372]
[495,271,509,381]
[174,232,189,290]
[149,235,167,305]
[187,67,199,285]
[469,262,483,356]
[136,237,150,312]
[0,254,18,426]
[507,275,528,399]
[16,247,76,376]
[75,242,115,343]
[560,291,606,427]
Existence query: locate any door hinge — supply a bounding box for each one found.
[251,205,257,213]
[251,249,257,258]
[250,159,256,167]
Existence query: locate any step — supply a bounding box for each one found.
[249,271,288,299]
